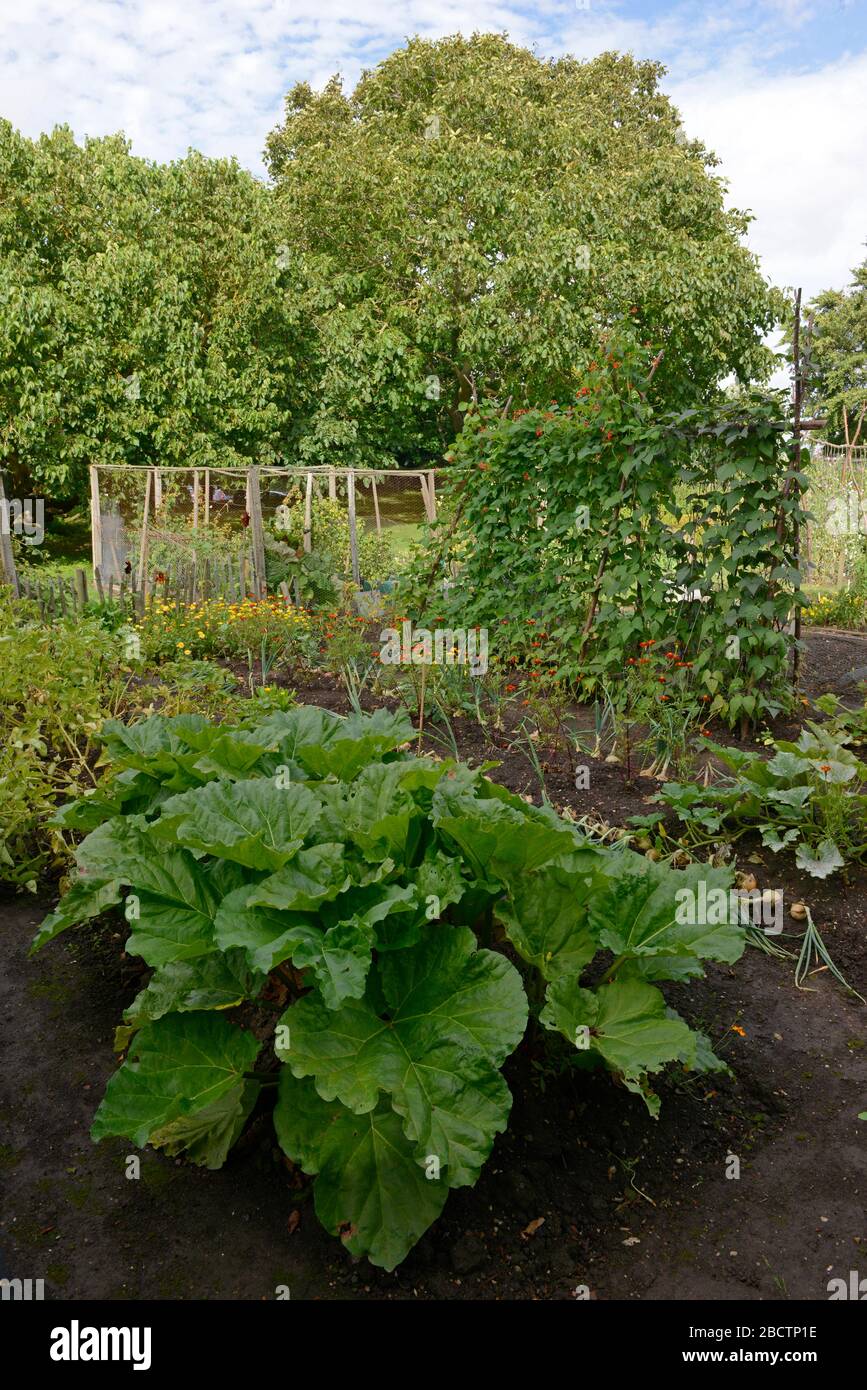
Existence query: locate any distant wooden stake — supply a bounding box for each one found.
[89,465,103,581]
[74,568,89,609]
[247,467,267,598]
[0,473,20,596]
[372,475,382,534]
[348,469,360,586]
[303,472,313,554]
[328,466,337,501]
[193,469,200,529]
[137,469,152,597]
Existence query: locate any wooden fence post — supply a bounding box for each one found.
[74,568,89,609]
[371,474,382,535]
[303,472,314,553]
[0,472,20,597]
[328,466,337,501]
[137,469,152,600]
[247,466,267,598]
[348,469,360,586]
[89,465,103,581]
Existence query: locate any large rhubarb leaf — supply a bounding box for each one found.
[31,875,124,953]
[274,1071,447,1271]
[154,779,321,870]
[248,843,351,912]
[56,818,220,965]
[91,1012,260,1148]
[149,1081,260,1169]
[432,785,578,882]
[295,709,413,779]
[276,927,526,1183]
[590,859,744,965]
[125,949,266,1024]
[497,861,600,980]
[541,975,695,1112]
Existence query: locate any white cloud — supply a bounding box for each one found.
[0,0,864,321]
[669,51,867,301]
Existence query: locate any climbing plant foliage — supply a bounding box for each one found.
[406,329,808,729]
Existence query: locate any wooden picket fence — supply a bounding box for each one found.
[15,547,273,621]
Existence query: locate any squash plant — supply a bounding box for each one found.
[34,705,744,1269]
[634,718,867,879]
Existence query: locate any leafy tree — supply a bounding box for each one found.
[0,122,311,503]
[803,248,867,443]
[265,32,782,466]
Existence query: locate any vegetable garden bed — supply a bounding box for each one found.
[1,630,864,1302]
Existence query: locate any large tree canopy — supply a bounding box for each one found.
[265,33,782,466]
[0,122,310,501]
[803,249,867,442]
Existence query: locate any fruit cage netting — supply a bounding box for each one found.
[89,465,439,590]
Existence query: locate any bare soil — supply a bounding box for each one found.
[1,628,865,1301]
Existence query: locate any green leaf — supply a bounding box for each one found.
[497,860,600,980]
[590,859,744,965]
[541,976,695,1107]
[149,1080,260,1169]
[213,885,322,973]
[92,1013,260,1148]
[277,927,526,1182]
[275,1071,447,1272]
[67,818,220,965]
[31,875,124,953]
[248,843,352,912]
[795,839,845,878]
[124,949,266,1025]
[432,786,577,881]
[155,779,321,870]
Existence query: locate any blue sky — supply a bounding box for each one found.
[1,0,865,330]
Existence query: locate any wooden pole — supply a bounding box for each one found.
[192,469,200,529]
[427,468,436,519]
[74,567,89,610]
[89,465,103,581]
[0,473,20,597]
[137,468,152,598]
[204,468,210,527]
[247,466,267,598]
[371,475,382,535]
[303,472,314,553]
[348,468,360,586]
[153,469,163,511]
[791,292,806,687]
[328,466,337,501]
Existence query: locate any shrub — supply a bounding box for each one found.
[272,494,394,587]
[35,705,743,1269]
[0,591,131,887]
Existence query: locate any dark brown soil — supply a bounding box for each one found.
[1,628,865,1301]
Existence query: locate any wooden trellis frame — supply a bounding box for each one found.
[88,464,441,594]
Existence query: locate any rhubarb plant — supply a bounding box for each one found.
[35,704,743,1269]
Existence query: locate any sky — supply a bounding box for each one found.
[0,0,865,325]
